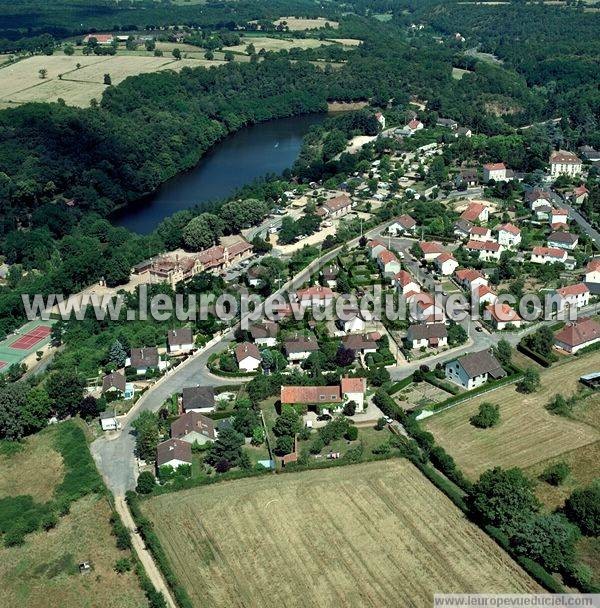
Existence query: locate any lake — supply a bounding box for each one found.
[114,113,326,234]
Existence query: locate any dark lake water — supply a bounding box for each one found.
[114,113,326,234]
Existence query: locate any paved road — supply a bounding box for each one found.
[555,194,600,246]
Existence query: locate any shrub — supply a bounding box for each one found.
[345,426,358,441]
[539,462,570,486]
[41,512,58,531]
[375,417,387,430]
[470,402,500,429]
[564,483,600,536]
[136,471,156,494]
[114,558,132,573]
[517,368,540,394]
[546,394,571,417]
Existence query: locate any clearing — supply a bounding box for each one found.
[228,36,334,54]
[141,460,541,608]
[423,352,600,480]
[273,17,339,30]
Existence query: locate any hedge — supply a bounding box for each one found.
[424,372,460,395]
[387,376,412,395]
[207,360,257,378]
[408,456,468,511]
[516,343,552,368]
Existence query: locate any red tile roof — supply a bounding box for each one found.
[555,318,600,348]
[435,252,455,264]
[556,283,589,298]
[397,214,416,229]
[487,303,520,324]
[483,162,506,171]
[498,223,520,235]
[324,194,352,213]
[466,240,500,252]
[550,150,581,164]
[586,258,600,273]
[455,268,486,283]
[296,285,335,300]
[341,376,367,394]
[394,270,415,287]
[470,226,490,236]
[280,385,342,404]
[419,241,444,255]
[408,119,422,130]
[461,202,487,222]
[378,249,398,264]
[532,246,566,259]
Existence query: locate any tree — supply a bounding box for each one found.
[517,368,540,394]
[345,425,358,440]
[79,395,100,420]
[144,39,156,52]
[273,406,301,437]
[546,393,571,417]
[539,461,570,486]
[50,320,64,347]
[182,214,223,251]
[39,68,47,79]
[125,36,138,51]
[204,50,214,60]
[224,51,234,62]
[46,370,85,418]
[232,404,260,437]
[108,339,127,367]
[510,513,579,573]
[251,426,264,446]
[375,417,387,430]
[172,48,181,60]
[470,402,500,429]
[0,384,29,439]
[206,427,244,467]
[246,43,256,55]
[495,339,512,367]
[132,411,160,462]
[564,483,600,536]
[103,73,112,85]
[343,400,357,416]
[368,365,390,386]
[63,44,74,56]
[114,558,132,574]
[336,346,355,367]
[136,471,156,494]
[274,434,294,456]
[468,467,540,532]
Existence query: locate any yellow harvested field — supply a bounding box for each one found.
[230,36,333,54]
[424,352,600,480]
[273,17,339,30]
[0,54,222,107]
[328,38,363,46]
[0,430,64,503]
[141,460,541,607]
[0,496,146,608]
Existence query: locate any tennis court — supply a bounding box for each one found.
[0,320,54,370]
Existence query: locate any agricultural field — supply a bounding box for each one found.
[228,36,334,54]
[0,424,146,608]
[141,460,541,608]
[273,17,339,30]
[423,352,600,480]
[0,54,223,108]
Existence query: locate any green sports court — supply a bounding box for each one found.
[0,319,54,370]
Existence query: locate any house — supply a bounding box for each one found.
[535,204,553,221]
[295,285,336,307]
[465,240,502,261]
[474,284,497,306]
[156,438,192,470]
[249,321,279,347]
[453,218,474,239]
[551,208,569,227]
[341,332,380,357]
[483,163,507,183]
[554,318,600,354]
[419,241,445,261]
[182,386,216,413]
[339,308,372,334]
[434,252,459,276]
[167,328,194,354]
[445,350,506,390]
[579,146,600,162]
[567,185,589,206]
[455,127,472,138]
[497,223,521,248]
[393,270,421,297]
[100,410,120,432]
[525,189,552,210]
[584,258,600,294]
[531,246,567,265]
[374,112,386,130]
[455,268,488,291]
[321,264,339,288]
[247,265,264,288]
[283,334,319,362]
[128,347,160,375]
[171,411,217,445]
[377,249,401,277]
[367,239,387,259]
[555,283,590,313]
[406,323,448,349]
[341,376,367,412]
[235,342,262,372]
[460,202,489,223]
[455,168,479,188]
[102,371,134,400]
[83,33,115,45]
[388,214,416,235]
[321,194,352,218]
[411,293,445,324]
[548,231,578,251]
[406,119,424,134]
[549,150,582,178]
[469,226,492,242]
[486,303,522,330]
[437,118,458,129]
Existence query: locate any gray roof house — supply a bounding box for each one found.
[129,347,159,371]
[445,350,505,390]
[171,411,217,445]
[182,386,216,412]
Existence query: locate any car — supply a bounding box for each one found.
[317,414,332,422]
[475,326,483,332]
[384,416,393,424]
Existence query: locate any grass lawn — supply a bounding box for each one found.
[423,351,600,480]
[141,460,541,607]
[452,67,472,80]
[0,422,146,608]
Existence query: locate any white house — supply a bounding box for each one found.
[283,335,319,362]
[483,163,507,183]
[156,439,192,470]
[249,321,279,347]
[83,33,115,45]
[235,342,262,372]
[549,150,582,178]
[531,246,567,265]
[406,323,448,349]
[460,202,489,223]
[486,303,523,330]
[167,328,194,354]
[554,318,600,354]
[525,189,552,210]
[295,285,336,307]
[419,241,446,261]
[547,231,578,251]
[341,376,367,412]
[497,223,521,248]
[394,270,421,297]
[555,283,590,313]
[469,226,492,242]
[411,293,445,324]
[377,249,401,277]
[465,240,502,261]
[455,268,488,291]
[170,411,218,445]
[434,252,459,276]
[182,386,216,413]
[474,284,497,306]
[100,410,120,432]
[321,194,352,218]
[445,350,506,390]
[584,258,600,294]
[388,214,417,236]
[367,239,387,259]
[551,208,569,227]
[375,112,386,130]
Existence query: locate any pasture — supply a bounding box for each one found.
[141,460,541,607]
[229,36,334,54]
[423,352,600,480]
[273,17,339,30]
[0,423,145,608]
[0,54,223,107]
